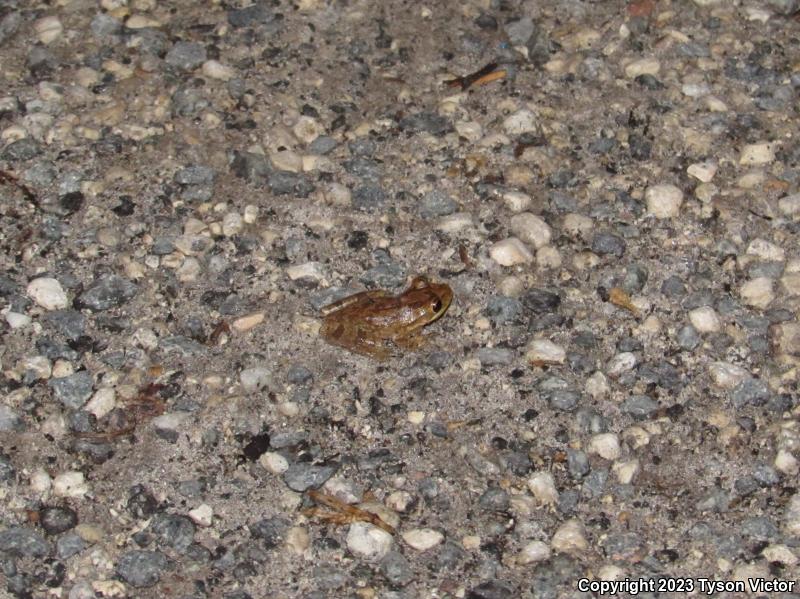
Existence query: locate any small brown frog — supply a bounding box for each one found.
[320,276,453,360]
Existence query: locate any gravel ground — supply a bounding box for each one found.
[1,0,800,597]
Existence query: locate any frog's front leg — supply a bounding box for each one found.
[393,330,428,352]
[322,320,391,360]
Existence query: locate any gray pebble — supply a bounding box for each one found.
[268,170,314,197]
[360,262,406,288]
[399,112,453,135]
[90,13,122,37]
[151,237,176,255]
[282,463,337,492]
[418,190,457,218]
[435,540,467,570]
[230,151,271,185]
[40,506,78,535]
[0,137,41,161]
[352,184,387,211]
[147,513,196,553]
[22,161,56,186]
[522,288,561,313]
[286,364,313,385]
[620,395,658,420]
[270,430,308,449]
[174,165,215,186]
[623,264,648,293]
[591,232,626,257]
[0,405,24,432]
[581,468,608,498]
[567,449,590,478]
[42,310,86,341]
[159,335,207,356]
[695,488,730,512]
[249,516,290,548]
[676,325,700,350]
[343,156,381,179]
[682,289,714,310]
[75,274,138,311]
[731,378,770,408]
[478,487,510,512]
[546,390,580,412]
[485,296,522,324]
[49,371,94,410]
[228,3,275,27]
[467,579,514,599]
[0,526,52,557]
[660,275,687,298]
[602,532,644,562]
[740,516,778,540]
[0,11,22,45]
[116,550,168,588]
[476,347,515,366]
[171,86,209,117]
[0,454,14,482]
[308,136,338,155]
[752,463,780,487]
[56,532,86,560]
[165,41,207,71]
[380,551,413,586]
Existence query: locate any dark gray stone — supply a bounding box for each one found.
[56,532,86,560]
[620,395,658,420]
[286,364,313,385]
[90,13,122,37]
[380,551,413,586]
[75,275,138,311]
[567,449,590,478]
[165,41,207,71]
[147,513,196,553]
[40,506,78,535]
[478,487,510,512]
[282,463,337,491]
[42,310,86,341]
[0,454,14,482]
[228,3,275,27]
[476,347,515,366]
[677,325,700,350]
[591,232,626,257]
[352,184,387,211]
[0,405,24,432]
[0,137,41,161]
[308,136,338,154]
[174,165,215,186]
[268,170,314,197]
[467,580,514,599]
[49,371,94,410]
[0,526,52,557]
[522,288,561,313]
[249,517,290,548]
[731,378,770,408]
[485,296,522,324]
[116,550,168,588]
[399,112,453,135]
[661,275,687,298]
[418,190,457,218]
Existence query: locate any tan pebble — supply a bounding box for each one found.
[125,14,162,28]
[689,306,721,333]
[202,60,236,81]
[624,57,660,78]
[705,96,728,111]
[498,275,524,297]
[551,519,588,554]
[259,451,289,474]
[687,161,717,182]
[518,540,551,564]
[501,190,532,212]
[286,526,310,554]
[708,361,749,389]
[35,16,63,44]
[509,213,551,248]
[562,213,593,239]
[188,504,214,527]
[645,184,683,218]
[739,142,775,165]
[527,471,559,506]
[747,238,785,262]
[402,528,444,551]
[293,116,326,144]
[27,277,68,310]
[588,433,621,460]
[53,471,89,498]
[740,277,775,309]
[232,312,265,332]
[536,246,561,268]
[286,262,325,282]
[612,459,639,484]
[778,193,800,217]
[526,339,565,364]
[775,449,799,476]
[436,212,473,233]
[503,109,537,135]
[455,120,483,142]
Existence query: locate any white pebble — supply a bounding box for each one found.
[503,109,537,135]
[286,261,326,282]
[222,212,244,237]
[22,356,52,380]
[708,361,750,389]
[607,352,638,377]
[739,142,775,165]
[746,238,785,262]
[740,277,775,309]
[325,182,351,206]
[612,459,640,484]
[775,449,799,476]
[30,468,52,494]
[232,312,264,332]
[645,184,683,218]
[177,257,201,282]
[188,504,214,527]
[527,471,559,506]
[402,528,444,551]
[385,491,414,512]
[34,16,63,44]
[687,161,717,183]
[525,339,566,364]
[689,306,721,333]
[27,277,68,310]
[536,246,561,269]
[346,523,393,560]
[588,433,621,460]
[5,312,31,329]
[585,371,609,399]
[243,205,259,224]
[240,367,273,393]
[258,451,289,474]
[518,540,551,564]
[436,212,473,233]
[551,519,588,554]
[85,387,116,419]
[787,492,800,536]
[705,96,728,112]
[502,190,532,212]
[624,57,660,78]
[761,544,798,566]
[53,471,89,498]
[455,120,483,142]
[509,213,552,249]
[201,60,236,81]
[152,412,190,433]
[681,82,710,98]
[778,193,800,217]
[286,526,310,554]
[489,237,533,266]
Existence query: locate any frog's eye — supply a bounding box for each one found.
[432,299,442,312]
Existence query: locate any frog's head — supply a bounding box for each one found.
[404,276,453,327]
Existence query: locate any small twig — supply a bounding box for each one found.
[445,62,506,90]
[305,490,396,534]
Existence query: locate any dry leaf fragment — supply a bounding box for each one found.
[609,287,639,317]
[304,490,396,534]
